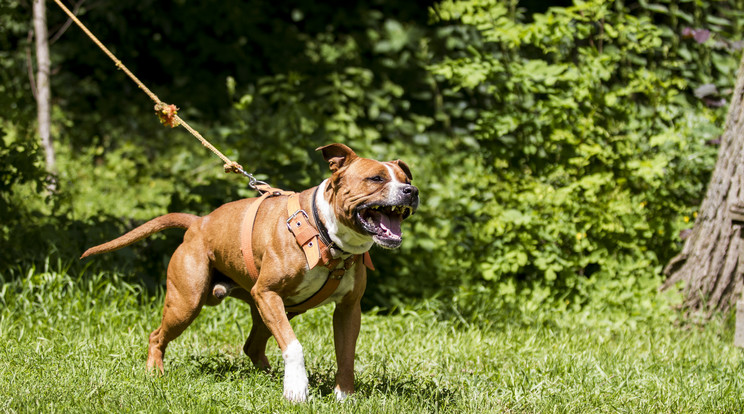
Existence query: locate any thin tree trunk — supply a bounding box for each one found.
[33,0,56,177]
[662,53,744,318]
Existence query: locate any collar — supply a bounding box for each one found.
[310,181,375,257]
[311,186,336,249]
[311,185,358,259]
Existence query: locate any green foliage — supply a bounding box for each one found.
[221,9,437,189]
[3,0,743,318]
[412,0,736,314]
[0,0,41,197]
[0,0,56,269]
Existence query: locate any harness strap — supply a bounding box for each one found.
[286,194,322,269]
[240,187,374,315]
[286,256,358,313]
[363,249,375,271]
[241,185,292,281]
[286,193,374,272]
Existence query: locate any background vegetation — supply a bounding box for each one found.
[3,0,744,329]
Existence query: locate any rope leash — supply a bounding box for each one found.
[51,0,267,189]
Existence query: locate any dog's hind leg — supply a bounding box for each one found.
[146,240,210,374]
[242,301,273,371]
[227,288,286,371]
[226,288,274,370]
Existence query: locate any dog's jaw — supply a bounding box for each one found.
[316,179,374,255]
[364,163,417,249]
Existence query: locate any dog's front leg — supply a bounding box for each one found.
[251,285,309,402]
[332,264,366,401]
[333,298,362,401]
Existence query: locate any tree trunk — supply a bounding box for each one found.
[662,53,744,318]
[33,0,56,176]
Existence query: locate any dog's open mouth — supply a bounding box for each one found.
[357,204,415,248]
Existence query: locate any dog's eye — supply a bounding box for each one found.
[367,175,385,183]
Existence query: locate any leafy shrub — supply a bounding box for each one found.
[420,0,736,316]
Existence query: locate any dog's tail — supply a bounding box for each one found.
[80,213,199,259]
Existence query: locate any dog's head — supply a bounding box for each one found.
[318,143,419,249]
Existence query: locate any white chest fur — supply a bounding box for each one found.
[285,262,357,308]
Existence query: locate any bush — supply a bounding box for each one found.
[417,0,737,315]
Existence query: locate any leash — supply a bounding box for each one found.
[52,0,269,191]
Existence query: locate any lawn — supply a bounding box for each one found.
[1,264,743,413]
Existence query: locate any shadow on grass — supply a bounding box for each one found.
[183,352,267,381]
[183,351,457,405]
[308,365,458,405]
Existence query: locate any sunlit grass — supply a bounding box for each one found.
[1,264,743,412]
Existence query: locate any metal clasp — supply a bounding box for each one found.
[246,173,270,192]
[286,209,310,231]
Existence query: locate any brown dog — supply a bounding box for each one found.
[81,143,418,402]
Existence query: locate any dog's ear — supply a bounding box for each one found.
[394,160,413,181]
[316,143,358,173]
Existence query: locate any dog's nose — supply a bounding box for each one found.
[401,184,419,198]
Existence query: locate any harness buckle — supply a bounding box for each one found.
[286,209,310,231]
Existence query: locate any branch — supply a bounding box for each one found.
[49,0,86,45]
[25,29,37,102]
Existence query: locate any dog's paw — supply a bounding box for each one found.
[283,380,309,402]
[146,350,165,376]
[282,340,309,402]
[334,386,352,402]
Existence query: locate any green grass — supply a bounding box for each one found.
[1,264,743,413]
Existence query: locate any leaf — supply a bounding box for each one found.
[693,84,718,99]
[643,3,669,13]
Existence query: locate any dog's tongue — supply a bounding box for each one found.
[377,213,402,238]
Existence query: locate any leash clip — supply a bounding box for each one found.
[232,165,270,193]
[247,174,270,192]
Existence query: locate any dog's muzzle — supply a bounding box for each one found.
[356,184,419,249]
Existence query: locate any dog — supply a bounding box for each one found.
[81,143,419,402]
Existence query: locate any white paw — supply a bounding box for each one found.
[282,340,309,402]
[334,386,351,402]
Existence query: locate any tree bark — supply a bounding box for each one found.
[662,53,744,318]
[33,0,56,175]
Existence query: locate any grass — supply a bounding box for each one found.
[1,263,743,413]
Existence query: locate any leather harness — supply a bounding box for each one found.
[240,184,373,314]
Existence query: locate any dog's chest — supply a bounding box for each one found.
[285,263,357,307]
